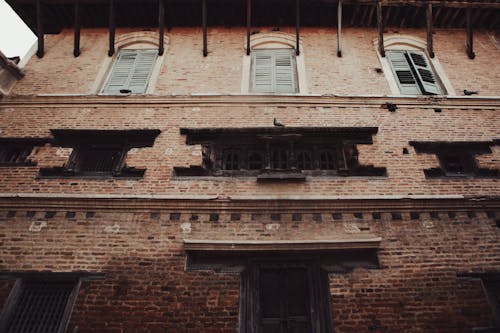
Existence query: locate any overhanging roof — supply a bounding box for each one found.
[7,0,499,34]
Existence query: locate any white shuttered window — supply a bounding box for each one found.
[102,49,158,94]
[386,50,441,95]
[251,49,298,93]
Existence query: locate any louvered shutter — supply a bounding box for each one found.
[386,50,420,95]
[407,51,441,95]
[274,49,297,93]
[102,50,157,94]
[252,49,297,93]
[253,51,274,93]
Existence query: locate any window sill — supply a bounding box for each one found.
[0,162,36,167]
[38,167,145,179]
[424,168,499,179]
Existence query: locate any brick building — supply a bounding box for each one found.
[0,0,499,332]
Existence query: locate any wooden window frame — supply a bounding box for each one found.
[101,49,158,95]
[175,127,387,180]
[240,259,333,333]
[38,129,160,179]
[250,49,298,94]
[0,278,81,333]
[410,141,499,179]
[386,50,441,95]
[0,138,50,167]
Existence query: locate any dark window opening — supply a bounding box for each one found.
[260,268,311,333]
[0,139,49,167]
[223,149,241,171]
[296,150,313,170]
[271,148,289,170]
[248,151,264,170]
[410,141,499,179]
[0,279,80,333]
[38,129,160,178]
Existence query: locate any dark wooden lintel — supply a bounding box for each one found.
[36,0,44,58]
[158,0,165,56]
[108,0,115,57]
[295,0,300,56]
[337,0,342,57]
[377,2,384,57]
[426,4,434,58]
[73,0,80,57]
[466,7,475,59]
[202,0,207,57]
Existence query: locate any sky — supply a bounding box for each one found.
[0,0,36,60]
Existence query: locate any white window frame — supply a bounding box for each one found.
[93,31,168,95]
[241,32,308,94]
[375,35,455,96]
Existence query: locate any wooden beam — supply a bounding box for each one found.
[202,0,207,57]
[466,7,475,59]
[246,0,251,56]
[295,0,300,55]
[108,0,115,56]
[36,0,44,58]
[73,0,80,57]
[158,0,165,56]
[337,0,342,57]
[426,4,434,58]
[377,1,385,57]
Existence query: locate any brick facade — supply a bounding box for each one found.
[0,11,499,333]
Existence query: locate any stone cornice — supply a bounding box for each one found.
[1,94,500,109]
[0,194,498,212]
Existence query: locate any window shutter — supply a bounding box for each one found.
[386,51,420,95]
[252,51,274,93]
[252,49,297,93]
[102,50,157,94]
[407,51,441,95]
[274,49,297,93]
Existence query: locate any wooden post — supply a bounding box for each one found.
[36,0,44,58]
[74,0,80,57]
[246,0,251,56]
[337,0,342,57]
[377,1,384,57]
[158,0,165,55]
[108,0,115,56]
[426,4,434,58]
[466,8,475,59]
[296,0,300,55]
[202,0,208,57]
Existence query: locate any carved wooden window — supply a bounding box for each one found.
[39,129,160,178]
[0,145,33,165]
[176,127,386,180]
[410,141,499,178]
[0,139,49,167]
[0,279,80,333]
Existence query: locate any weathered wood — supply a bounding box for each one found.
[296,0,300,55]
[246,0,251,55]
[383,5,391,27]
[426,4,434,58]
[337,0,342,57]
[73,0,80,57]
[36,0,44,58]
[108,0,115,56]
[202,0,207,57]
[466,7,475,59]
[158,0,165,55]
[377,2,385,57]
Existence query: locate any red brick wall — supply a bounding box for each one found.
[0,208,498,332]
[10,28,500,96]
[0,99,498,197]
